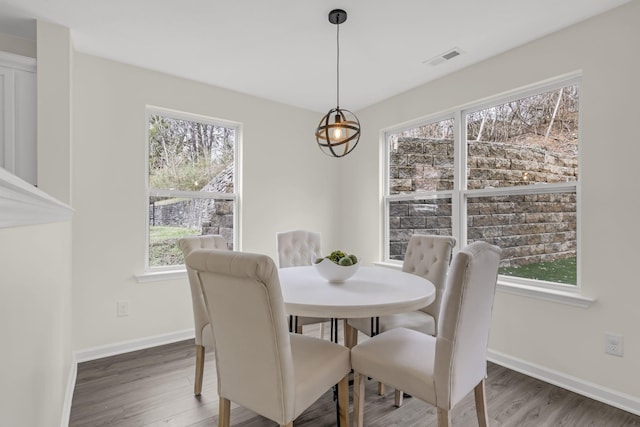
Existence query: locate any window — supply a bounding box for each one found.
[146,108,239,271]
[384,77,579,288]
[386,117,455,260]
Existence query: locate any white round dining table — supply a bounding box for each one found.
[278,265,435,319]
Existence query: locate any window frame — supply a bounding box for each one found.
[144,106,241,274]
[382,74,584,298]
[383,112,457,262]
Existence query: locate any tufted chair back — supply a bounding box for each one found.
[402,234,456,330]
[178,235,229,396]
[179,235,229,348]
[275,230,329,336]
[276,230,322,268]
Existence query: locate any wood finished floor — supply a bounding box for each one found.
[69,326,640,427]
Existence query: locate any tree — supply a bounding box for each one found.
[466,84,579,150]
[148,115,235,191]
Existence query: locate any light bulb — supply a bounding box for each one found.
[332,113,345,141]
[333,126,344,141]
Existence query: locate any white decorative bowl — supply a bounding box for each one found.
[313,258,359,283]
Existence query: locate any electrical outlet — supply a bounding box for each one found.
[605,333,623,357]
[116,300,130,317]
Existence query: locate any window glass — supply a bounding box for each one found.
[467,192,577,285]
[383,79,579,287]
[149,114,235,192]
[388,118,454,194]
[148,196,234,267]
[147,111,237,269]
[388,198,453,261]
[466,85,579,189]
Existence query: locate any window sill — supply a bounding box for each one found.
[372,261,402,270]
[374,261,595,308]
[135,269,187,283]
[496,280,595,308]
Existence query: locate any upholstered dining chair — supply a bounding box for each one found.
[347,234,455,397]
[178,235,229,396]
[185,249,351,427]
[351,241,502,427]
[347,234,455,342]
[276,230,330,337]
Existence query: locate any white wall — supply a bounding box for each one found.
[0,223,72,426]
[71,53,341,349]
[0,22,73,427]
[343,1,640,401]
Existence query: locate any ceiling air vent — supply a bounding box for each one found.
[423,48,463,66]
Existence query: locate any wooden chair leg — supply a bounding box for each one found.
[474,378,490,427]
[378,382,385,395]
[353,372,365,427]
[194,345,205,396]
[343,320,358,349]
[394,389,404,407]
[437,407,451,427]
[218,397,231,427]
[338,374,350,427]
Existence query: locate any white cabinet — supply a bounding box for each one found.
[0,51,36,186]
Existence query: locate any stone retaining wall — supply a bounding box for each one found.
[149,164,235,249]
[389,138,577,265]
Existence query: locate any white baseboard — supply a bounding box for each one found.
[60,329,195,426]
[74,329,195,363]
[488,349,640,417]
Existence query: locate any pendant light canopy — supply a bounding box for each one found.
[315,9,361,158]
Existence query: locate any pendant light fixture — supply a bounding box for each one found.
[315,8,361,158]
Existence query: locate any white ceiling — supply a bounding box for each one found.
[0,0,630,112]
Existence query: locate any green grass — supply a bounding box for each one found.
[149,226,196,243]
[499,257,576,285]
[149,226,198,266]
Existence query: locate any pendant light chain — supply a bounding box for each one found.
[336,20,340,109]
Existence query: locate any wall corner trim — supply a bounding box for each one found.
[59,353,77,427]
[0,167,73,228]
